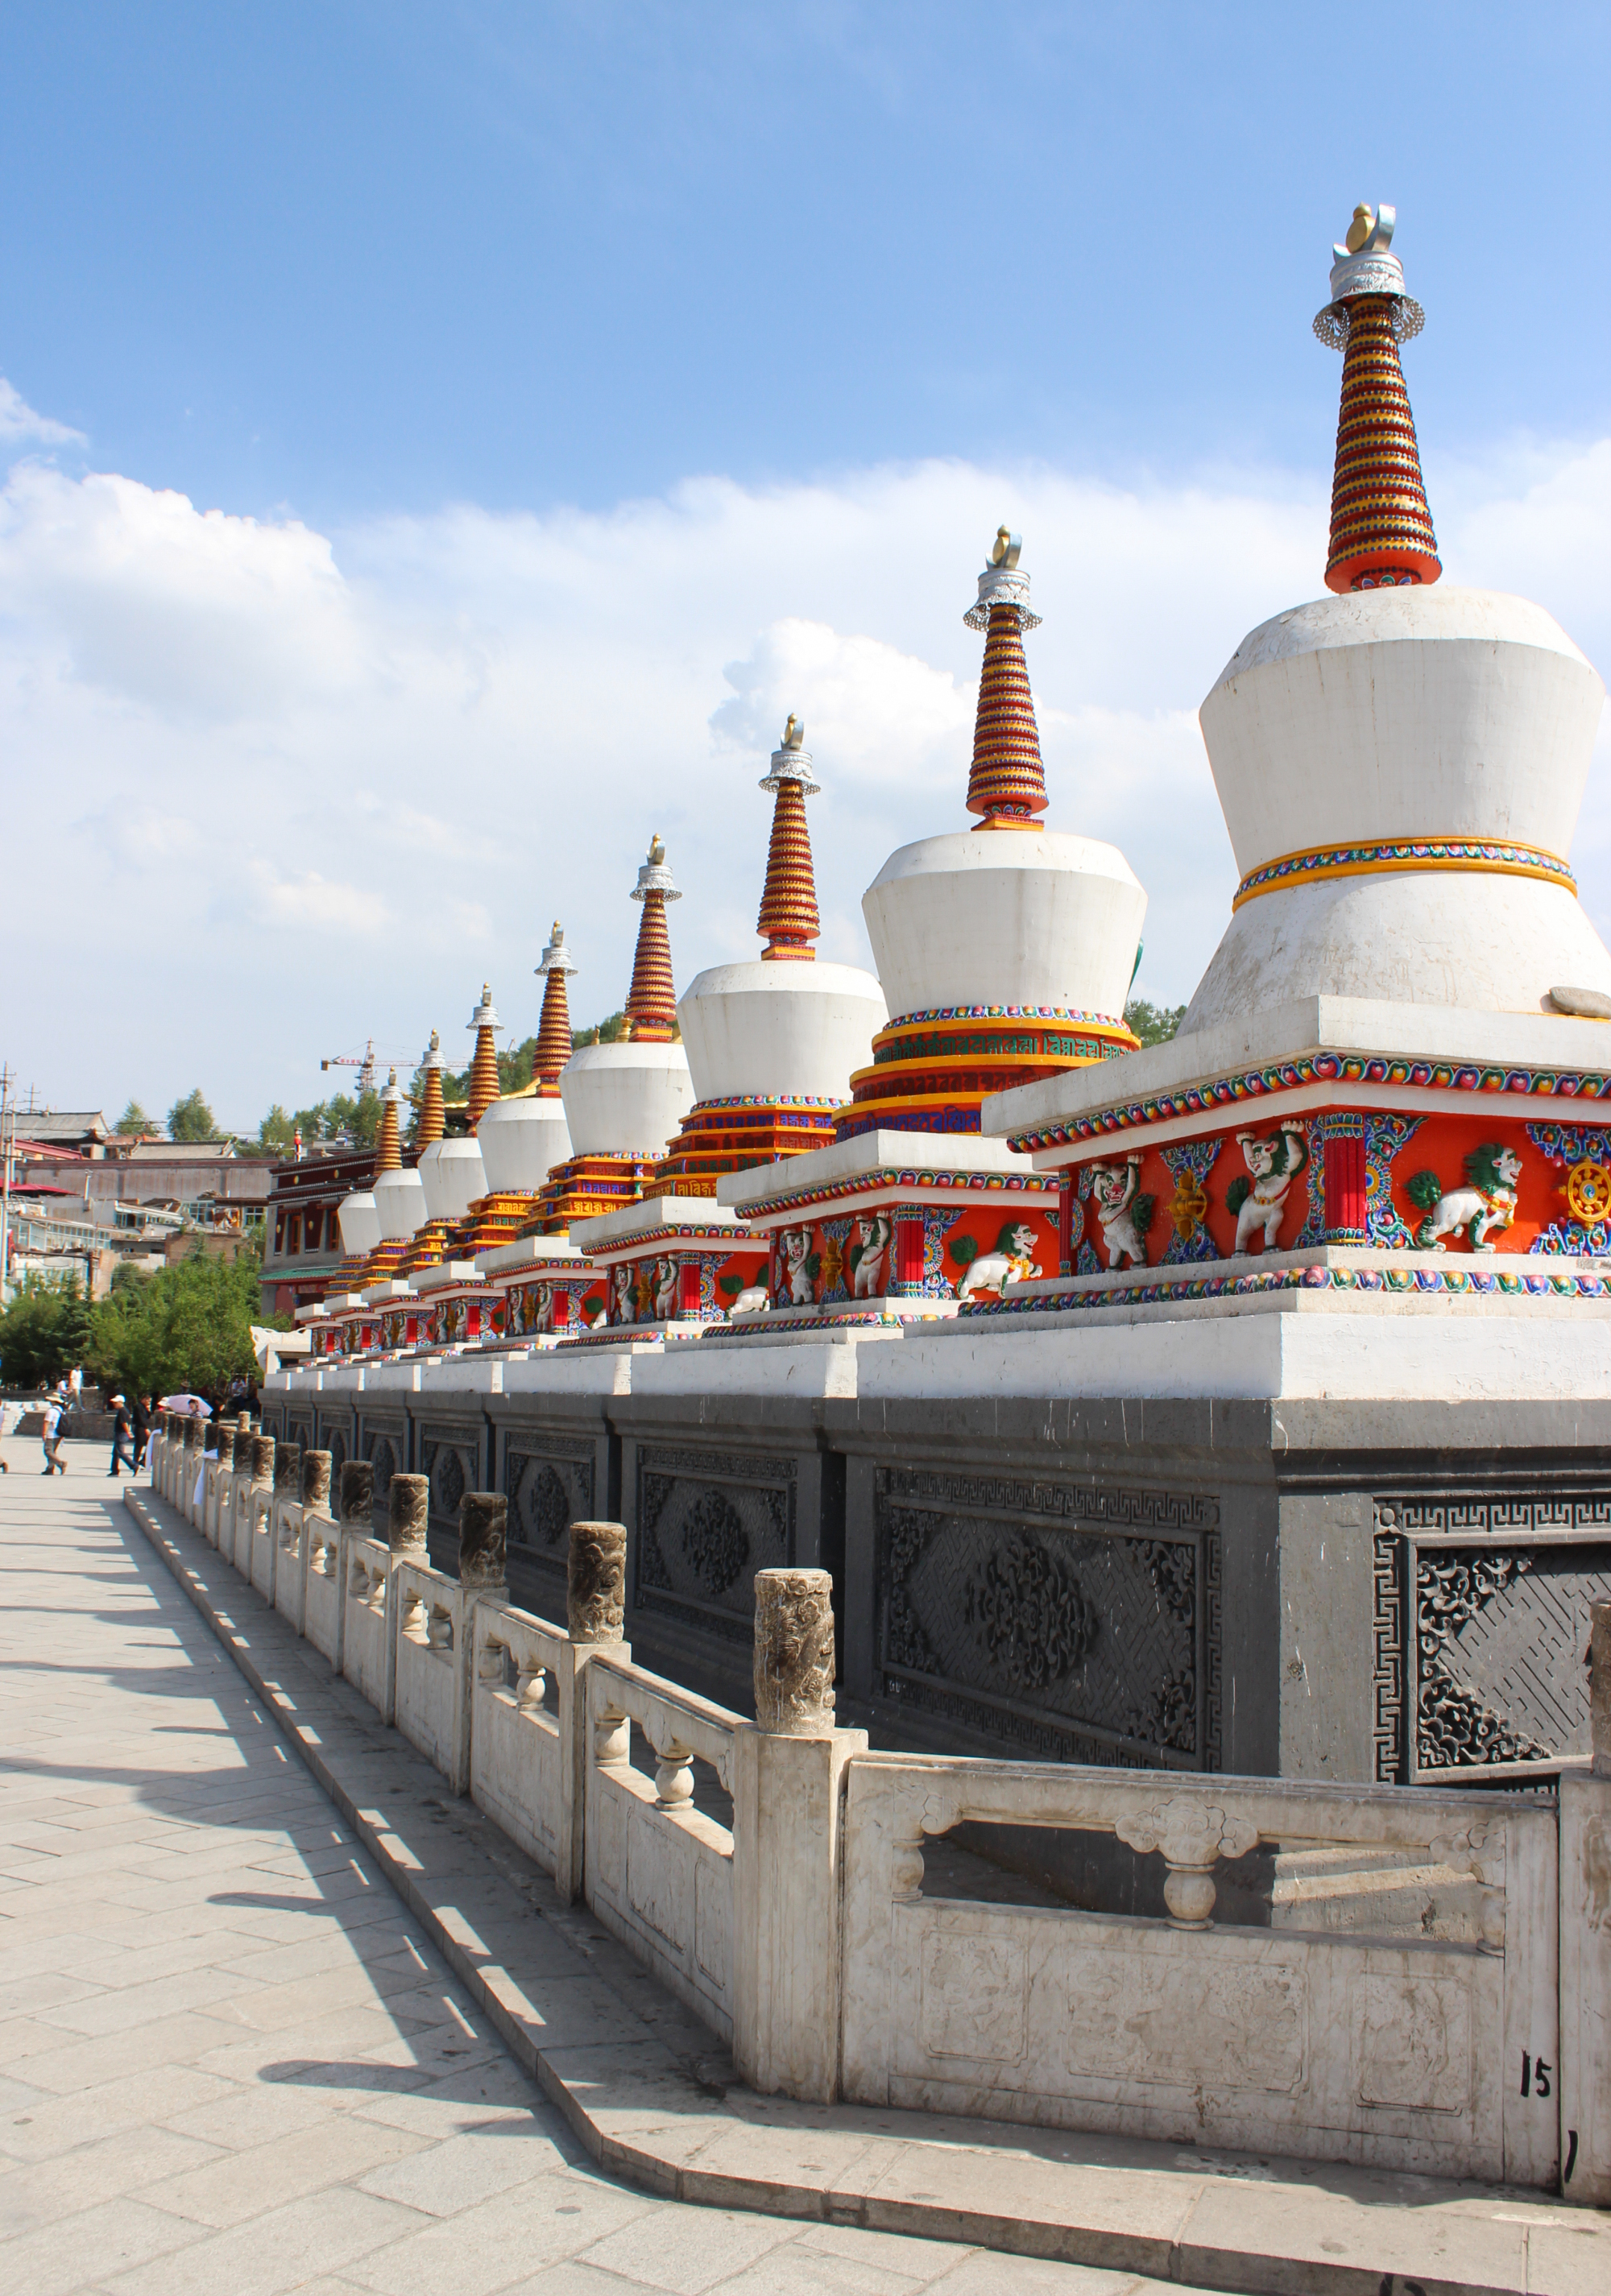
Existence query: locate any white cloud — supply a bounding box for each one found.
[0,375,85,446]
[0,440,1605,1124]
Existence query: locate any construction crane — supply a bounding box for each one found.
[319,1040,422,1099]
[320,1040,380,1096]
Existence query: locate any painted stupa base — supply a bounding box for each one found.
[355,1237,417,1286]
[452,1191,544,1259]
[644,1095,843,1199]
[837,1007,1136,1141]
[717,1128,1060,1328]
[478,1234,607,1343]
[983,998,1611,1323]
[399,1218,461,1276]
[568,1196,768,1338]
[526,1150,660,1235]
[960,1239,1611,1330]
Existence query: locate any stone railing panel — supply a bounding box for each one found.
[1560,1599,1611,2206]
[471,1598,610,1904]
[342,1533,394,1719]
[839,1755,1558,2188]
[393,1558,470,1793]
[303,1508,346,1673]
[585,1651,738,2042]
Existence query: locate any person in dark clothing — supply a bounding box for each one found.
[131,1394,152,1472]
[108,1395,135,1478]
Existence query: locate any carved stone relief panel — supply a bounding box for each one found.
[1373,1494,1611,1781]
[874,1467,1221,1769]
[418,1429,476,1531]
[634,1442,796,1647]
[503,1436,595,1570]
[362,1429,398,1507]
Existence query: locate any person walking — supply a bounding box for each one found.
[0,1396,16,1470]
[108,1395,135,1479]
[131,1393,152,1474]
[41,1393,66,1475]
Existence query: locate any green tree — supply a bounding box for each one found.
[1125,999,1187,1048]
[574,1009,628,1047]
[0,1279,72,1387]
[89,1239,280,1403]
[114,1099,154,1136]
[167,1088,218,1142]
[258,1105,296,1153]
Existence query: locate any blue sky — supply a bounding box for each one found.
[6,3,1607,523]
[1,5,1608,1124]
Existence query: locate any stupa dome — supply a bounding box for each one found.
[371,1166,428,1240]
[336,1191,380,1258]
[861,529,1145,1030]
[863,830,1145,1023]
[558,838,694,1157]
[416,1135,487,1222]
[477,1097,572,1189]
[678,718,886,1099]
[1181,214,1609,1032]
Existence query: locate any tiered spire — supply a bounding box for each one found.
[756,715,821,960]
[532,924,577,1090]
[625,836,680,1042]
[415,1031,445,1148]
[963,527,1048,831]
[465,985,503,1126]
[374,1071,404,1174]
[1314,205,1441,593]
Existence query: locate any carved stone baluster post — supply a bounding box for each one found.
[338,1459,373,1526]
[379,1473,429,1726]
[387,1472,429,1560]
[1113,1794,1259,1930]
[207,1422,235,1546]
[1561,1600,1611,2204]
[564,1521,631,1909]
[732,1568,867,2106]
[458,1492,507,1598]
[300,1450,332,1515]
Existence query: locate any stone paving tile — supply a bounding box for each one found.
[0,1471,1368,2296]
[0,2120,222,2235]
[0,2193,204,2295]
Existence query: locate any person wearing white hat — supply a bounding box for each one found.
[108,1396,134,1479]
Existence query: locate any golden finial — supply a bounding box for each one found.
[989,525,1021,569]
[1344,202,1375,254]
[782,712,802,748]
[648,833,665,866]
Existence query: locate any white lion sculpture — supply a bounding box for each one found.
[652,1256,678,1319]
[955,1219,1043,1301]
[1406,1144,1522,1251]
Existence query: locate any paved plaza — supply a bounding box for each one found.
[0,1450,1202,2296]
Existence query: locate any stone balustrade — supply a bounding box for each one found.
[394,1553,470,1791]
[147,1472,1611,2203]
[585,1647,740,2042]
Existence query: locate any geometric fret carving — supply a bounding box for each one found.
[1373,1493,1611,1778]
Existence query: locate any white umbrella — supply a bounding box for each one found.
[158,1393,213,1417]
